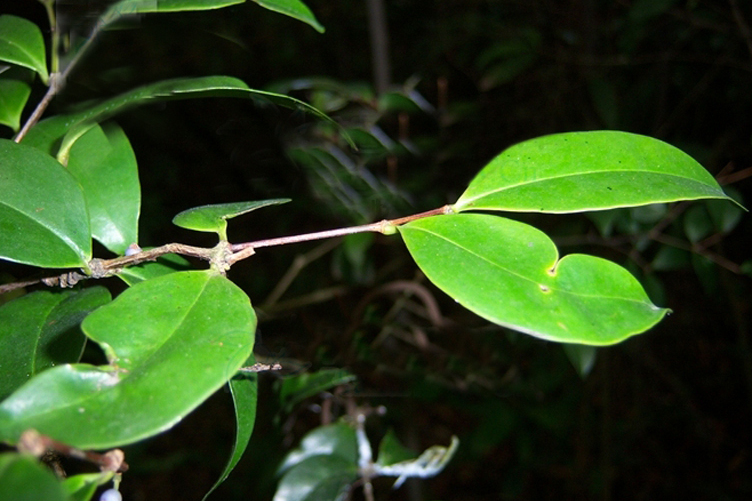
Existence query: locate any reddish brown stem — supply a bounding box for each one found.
[231,205,452,252]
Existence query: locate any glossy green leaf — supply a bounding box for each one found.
[252,0,324,33]
[68,124,141,255]
[0,67,33,132]
[278,369,356,413]
[173,199,290,240]
[0,139,92,268]
[454,131,733,214]
[66,123,141,255]
[0,287,111,400]
[276,422,358,501]
[0,271,255,449]
[0,453,68,501]
[0,15,48,83]
[278,422,358,474]
[203,365,258,500]
[399,214,668,345]
[117,253,192,285]
[23,76,346,156]
[98,0,246,30]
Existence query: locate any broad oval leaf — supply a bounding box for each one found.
[0,67,34,132]
[0,271,256,449]
[0,15,49,83]
[173,199,290,240]
[0,139,92,268]
[67,123,141,255]
[23,76,347,157]
[0,287,111,400]
[454,131,733,214]
[253,0,325,33]
[399,214,668,345]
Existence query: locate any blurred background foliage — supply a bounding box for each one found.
[3,0,752,499]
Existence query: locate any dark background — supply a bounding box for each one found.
[3,1,752,500]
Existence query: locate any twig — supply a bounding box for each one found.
[18,429,128,473]
[14,3,116,142]
[237,362,283,373]
[14,74,63,143]
[1,207,452,294]
[231,206,452,252]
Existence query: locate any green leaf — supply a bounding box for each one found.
[275,456,355,501]
[203,366,258,500]
[278,422,358,474]
[117,252,192,285]
[0,15,49,83]
[0,271,255,449]
[24,76,346,156]
[99,0,246,27]
[0,67,33,132]
[376,429,417,467]
[454,131,734,214]
[0,287,111,400]
[278,369,356,413]
[173,199,290,240]
[0,453,68,501]
[399,214,668,345]
[252,0,325,33]
[0,139,92,268]
[63,472,115,501]
[275,422,358,501]
[66,123,141,255]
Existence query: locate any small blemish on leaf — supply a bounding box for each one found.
[607,186,613,190]
[539,284,550,292]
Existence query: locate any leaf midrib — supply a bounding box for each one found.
[458,169,716,207]
[409,225,651,304]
